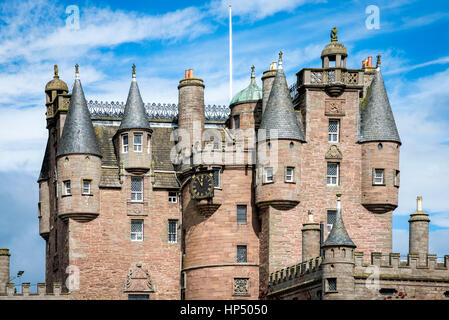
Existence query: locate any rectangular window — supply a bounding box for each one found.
[328,119,339,143]
[134,133,142,152]
[264,167,273,183]
[237,245,247,263]
[237,205,247,224]
[374,169,384,185]
[82,180,91,195]
[168,220,178,244]
[64,181,71,195]
[213,169,220,188]
[130,220,143,241]
[327,278,337,292]
[327,210,337,234]
[168,192,177,203]
[326,162,339,186]
[147,134,151,154]
[234,115,240,129]
[122,134,128,153]
[131,177,143,201]
[285,167,294,182]
[394,170,400,187]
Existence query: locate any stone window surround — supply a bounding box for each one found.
[328,118,340,143]
[285,166,295,183]
[236,244,248,263]
[130,176,144,202]
[63,180,71,196]
[325,277,337,293]
[263,167,274,184]
[326,161,340,186]
[130,219,144,242]
[168,219,178,244]
[236,204,248,224]
[82,179,92,195]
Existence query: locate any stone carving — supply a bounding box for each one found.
[331,27,338,42]
[123,263,154,292]
[325,99,345,116]
[325,144,343,159]
[233,278,249,296]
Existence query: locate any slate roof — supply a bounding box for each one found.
[359,69,401,144]
[259,65,305,141]
[322,200,356,248]
[118,78,152,132]
[56,78,102,158]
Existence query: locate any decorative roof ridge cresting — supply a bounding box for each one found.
[87,100,230,122]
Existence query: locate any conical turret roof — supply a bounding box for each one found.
[230,66,262,106]
[56,65,102,158]
[322,195,356,248]
[259,52,305,141]
[118,65,151,132]
[359,68,401,144]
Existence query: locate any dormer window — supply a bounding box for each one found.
[134,133,142,152]
[122,134,128,153]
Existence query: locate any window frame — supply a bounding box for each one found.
[82,179,91,195]
[233,115,240,129]
[213,169,221,189]
[130,219,144,242]
[236,245,247,263]
[373,168,385,185]
[133,133,143,152]
[168,219,178,244]
[328,119,340,143]
[122,134,129,153]
[264,167,274,184]
[63,180,71,196]
[236,205,247,224]
[168,191,177,203]
[326,210,337,234]
[326,278,337,293]
[285,167,295,183]
[131,176,143,202]
[326,162,339,186]
[394,170,400,187]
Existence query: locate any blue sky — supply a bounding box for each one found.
[0,0,448,288]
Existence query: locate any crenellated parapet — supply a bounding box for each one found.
[0,282,69,300]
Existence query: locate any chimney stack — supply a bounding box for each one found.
[408,196,430,265]
[301,211,321,261]
[0,248,10,294]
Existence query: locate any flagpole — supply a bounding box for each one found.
[229,5,233,102]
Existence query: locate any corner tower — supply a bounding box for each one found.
[56,65,102,222]
[360,64,401,213]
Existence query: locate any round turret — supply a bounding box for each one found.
[229,66,262,131]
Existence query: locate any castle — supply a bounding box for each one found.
[1,30,449,300]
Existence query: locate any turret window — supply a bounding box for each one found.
[134,133,142,152]
[147,134,151,154]
[264,167,273,183]
[82,180,91,195]
[285,167,295,182]
[131,177,143,201]
[122,134,128,153]
[373,169,384,185]
[394,170,400,187]
[328,119,339,143]
[63,181,71,195]
[327,278,337,292]
[130,220,143,241]
[326,162,339,186]
[234,115,240,129]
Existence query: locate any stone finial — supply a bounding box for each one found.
[331,26,338,42]
[251,65,255,81]
[278,51,283,70]
[75,64,79,79]
[416,196,423,212]
[54,64,59,78]
[132,64,136,79]
[376,54,381,68]
[269,62,277,71]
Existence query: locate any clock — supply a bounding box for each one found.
[191,172,214,200]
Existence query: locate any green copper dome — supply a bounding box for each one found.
[230,66,262,106]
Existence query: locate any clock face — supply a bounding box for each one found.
[191,172,214,200]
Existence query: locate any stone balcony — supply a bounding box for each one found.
[292,68,364,98]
